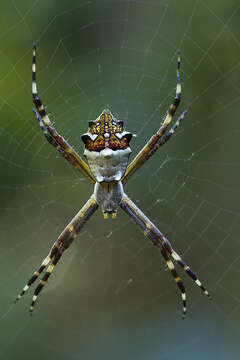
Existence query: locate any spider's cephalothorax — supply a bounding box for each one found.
[81,109,132,152]
[82,109,132,218]
[15,44,211,318]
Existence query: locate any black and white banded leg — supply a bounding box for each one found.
[15,196,98,313]
[32,42,95,184]
[122,49,184,185]
[120,193,210,318]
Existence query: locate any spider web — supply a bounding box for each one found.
[0,0,240,359]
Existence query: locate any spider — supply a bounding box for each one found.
[15,43,210,318]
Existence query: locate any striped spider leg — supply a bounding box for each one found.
[122,49,186,185]
[32,42,95,184]
[120,194,210,318]
[15,196,98,313]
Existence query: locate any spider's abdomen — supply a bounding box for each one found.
[84,147,131,182]
[94,181,123,218]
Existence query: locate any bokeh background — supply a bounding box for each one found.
[0,0,240,359]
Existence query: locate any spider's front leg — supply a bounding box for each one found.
[32,42,95,184]
[120,193,210,318]
[15,196,98,313]
[122,50,187,185]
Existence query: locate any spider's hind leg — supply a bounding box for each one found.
[15,196,98,313]
[15,253,52,302]
[170,250,210,298]
[160,247,187,318]
[29,247,64,313]
[120,193,210,318]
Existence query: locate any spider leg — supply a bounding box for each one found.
[149,109,187,153]
[32,42,95,184]
[29,247,64,313]
[170,250,210,297]
[120,193,210,318]
[122,50,184,185]
[15,195,98,313]
[33,109,87,170]
[160,247,186,318]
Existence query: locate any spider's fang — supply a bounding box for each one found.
[103,213,109,219]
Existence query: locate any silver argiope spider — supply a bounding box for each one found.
[15,43,210,318]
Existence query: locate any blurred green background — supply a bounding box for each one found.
[0,0,240,359]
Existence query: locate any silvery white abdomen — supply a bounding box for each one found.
[93,181,123,216]
[84,147,131,216]
[84,147,131,182]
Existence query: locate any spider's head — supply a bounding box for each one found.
[81,109,132,151]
